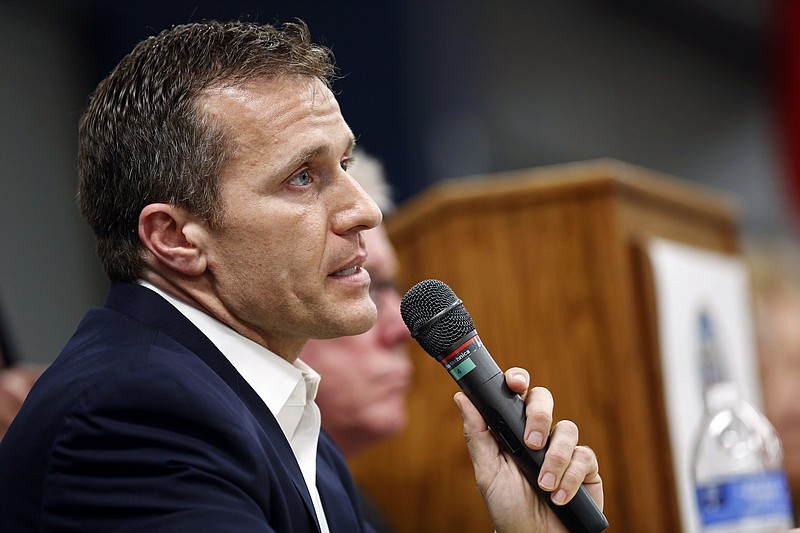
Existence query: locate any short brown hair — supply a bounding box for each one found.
[77,20,335,281]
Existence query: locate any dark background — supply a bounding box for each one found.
[0,0,788,363]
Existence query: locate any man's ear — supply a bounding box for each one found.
[138,203,209,277]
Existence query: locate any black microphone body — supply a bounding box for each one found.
[401,279,608,533]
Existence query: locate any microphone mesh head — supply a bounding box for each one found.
[400,279,475,357]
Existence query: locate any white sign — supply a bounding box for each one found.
[648,238,762,533]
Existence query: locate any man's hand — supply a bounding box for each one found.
[0,365,43,441]
[454,368,603,533]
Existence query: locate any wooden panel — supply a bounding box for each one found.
[348,159,740,533]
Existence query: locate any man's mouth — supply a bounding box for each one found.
[331,265,361,277]
[330,252,368,278]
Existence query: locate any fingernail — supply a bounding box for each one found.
[453,393,464,414]
[539,472,556,490]
[552,489,567,504]
[509,372,526,385]
[527,431,544,448]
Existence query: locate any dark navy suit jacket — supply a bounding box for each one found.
[0,282,372,532]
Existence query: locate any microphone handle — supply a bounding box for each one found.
[437,331,608,533]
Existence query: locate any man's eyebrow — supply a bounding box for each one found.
[285,136,357,173]
[286,145,328,172]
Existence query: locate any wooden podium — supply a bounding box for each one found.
[348,159,741,532]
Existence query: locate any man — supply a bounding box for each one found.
[299,151,412,460]
[0,20,602,531]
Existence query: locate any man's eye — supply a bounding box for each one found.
[341,157,354,172]
[289,171,312,187]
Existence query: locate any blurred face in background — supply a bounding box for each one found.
[300,224,412,457]
[756,283,800,509]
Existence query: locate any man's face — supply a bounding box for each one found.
[197,76,382,358]
[300,224,412,456]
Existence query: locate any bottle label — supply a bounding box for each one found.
[696,470,794,527]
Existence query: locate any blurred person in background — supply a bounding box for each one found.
[0,300,42,442]
[299,151,411,458]
[747,237,800,522]
[298,151,411,531]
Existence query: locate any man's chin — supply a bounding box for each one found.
[342,315,377,337]
[317,305,377,339]
[351,301,378,332]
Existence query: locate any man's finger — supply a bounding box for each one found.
[503,367,529,395]
[549,445,600,506]
[524,386,554,450]
[537,419,579,495]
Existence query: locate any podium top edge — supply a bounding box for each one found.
[387,158,740,232]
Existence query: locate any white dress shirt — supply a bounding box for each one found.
[138,281,329,532]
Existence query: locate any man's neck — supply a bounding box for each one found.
[136,272,306,361]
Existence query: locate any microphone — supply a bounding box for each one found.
[400,279,608,533]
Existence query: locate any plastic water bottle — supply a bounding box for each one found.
[692,310,794,532]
